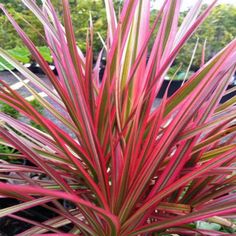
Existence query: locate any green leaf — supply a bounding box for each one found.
[0,55,15,71]
[37,46,53,63]
[7,47,30,63]
[196,221,221,231]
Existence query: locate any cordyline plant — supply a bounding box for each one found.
[0,0,236,235]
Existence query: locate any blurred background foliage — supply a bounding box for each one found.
[0,0,122,52]
[0,0,235,73]
[177,4,236,72]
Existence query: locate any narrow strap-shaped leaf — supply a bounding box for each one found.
[104,0,117,43]
[129,197,236,235]
[121,146,236,233]
[0,182,120,235]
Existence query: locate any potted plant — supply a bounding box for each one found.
[0,0,235,235]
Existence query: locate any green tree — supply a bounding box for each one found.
[176,4,236,71]
[0,0,45,49]
[0,0,123,53]
[69,0,107,52]
[68,0,122,52]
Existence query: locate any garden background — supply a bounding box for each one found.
[0,0,235,76]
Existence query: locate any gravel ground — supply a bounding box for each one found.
[0,71,73,135]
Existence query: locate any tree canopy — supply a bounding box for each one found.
[175,4,236,71]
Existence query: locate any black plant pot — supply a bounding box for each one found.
[157,80,236,104]
[27,62,44,74]
[0,198,28,236]
[0,197,74,235]
[25,62,58,75]
[157,80,183,98]
[220,84,236,103]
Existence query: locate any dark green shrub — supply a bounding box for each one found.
[29,99,44,113]
[0,102,20,161]
[0,101,20,118]
[0,143,20,163]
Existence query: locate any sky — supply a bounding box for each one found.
[152,0,236,10]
